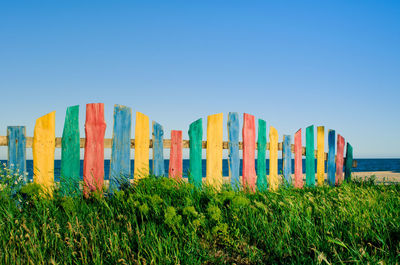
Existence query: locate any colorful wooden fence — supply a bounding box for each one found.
[0,104,356,196]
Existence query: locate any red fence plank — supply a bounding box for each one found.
[336,134,345,186]
[242,113,256,191]
[169,130,183,180]
[294,129,303,188]
[83,103,106,196]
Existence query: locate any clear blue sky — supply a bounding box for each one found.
[1,0,399,159]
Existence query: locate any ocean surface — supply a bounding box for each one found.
[1,159,400,181]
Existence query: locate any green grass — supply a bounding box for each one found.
[0,166,400,264]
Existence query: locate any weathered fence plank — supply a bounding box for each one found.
[294,129,303,188]
[283,135,292,185]
[336,134,345,186]
[60,105,80,195]
[227,112,240,189]
[206,113,223,190]
[83,104,106,196]
[256,119,267,191]
[188,118,202,187]
[306,125,315,187]
[7,126,26,177]
[242,113,256,191]
[317,126,325,186]
[327,129,336,186]
[152,121,165,177]
[134,112,150,180]
[169,130,183,180]
[269,126,278,191]
[345,143,353,181]
[33,111,56,195]
[110,105,131,192]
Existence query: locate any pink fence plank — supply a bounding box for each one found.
[242,113,256,192]
[294,129,303,188]
[169,130,183,180]
[336,134,345,186]
[83,103,106,196]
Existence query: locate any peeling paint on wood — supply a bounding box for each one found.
[306,125,315,187]
[242,113,256,192]
[7,126,26,179]
[317,126,325,186]
[336,134,345,186]
[61,105,80,195]
[33,111,56,196]
[282,135,292,186]
[134,112,150,180]
[169,130,183,180]
[294,129,303,188]
[83,103,106,196]
[206,113,223,190]
[110,105,131,192]
[152,121,165,177]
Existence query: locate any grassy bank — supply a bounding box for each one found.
[0,168,399,264]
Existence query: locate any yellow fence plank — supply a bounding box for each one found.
[134,112,149,180]
[317,126,325,186]
[33,111,56,195]
[206,113,223,190]
[269,126,278,191]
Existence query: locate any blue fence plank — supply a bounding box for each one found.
[110,104,132,192]
[7,126,26,179]
[152,121,165,177]
[283,135,292,186]
[327,129,336,186]
[228,112,240,189]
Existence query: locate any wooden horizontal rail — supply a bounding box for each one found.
[0,135,357,167]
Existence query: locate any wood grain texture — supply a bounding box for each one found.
[335,134,345,186]
[227,112,240,189]
[169,130,183,180]
[269,126,278,191]
[256,119,267,191]
[83,103,106,196]
[282,135,292,186]
[60,105,80,196]
[7,126,26,180]
[294,129,303,188]
[345,143,353,181]
[134,112,150,180]
[317,126,325,186]
[242,113,256,191]
[110,105,131,192]
[188,118,202,187]
[206,113,223,190]
[327,129,336,186]
[33,111,56,195]
[306,125,315,187]
[152,121,165,177]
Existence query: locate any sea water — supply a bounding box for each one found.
[1,159,399,182]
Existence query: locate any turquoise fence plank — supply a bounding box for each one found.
[327,129,336,186]
[306,125,315,187]
[110,105,132,192]
[344,143,353,182]
[61,105,80,196]
[228,112,240,189]
[7,126,26,180]
[283,135,292,186]
[152,121,165,177]
[256,119,267,191]
[188,118,202,187]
